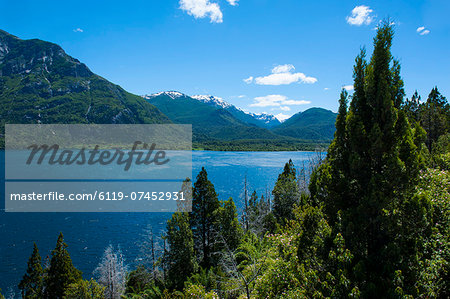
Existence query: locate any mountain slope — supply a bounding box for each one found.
[143,92,282,142]
[0,29,170,133]
[191,95,281,128]
[272,108,337,141]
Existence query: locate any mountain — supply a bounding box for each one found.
[0,29,170,136]
[191,94,281,128]
[143,92,281,142]
[0,29,335,150]
[272,108,337,141]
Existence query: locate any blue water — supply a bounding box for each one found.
[0,150,320,293]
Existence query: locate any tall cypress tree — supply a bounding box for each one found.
[44,232,82,298]
[190,167,221,269]
[310,22,428,297]
[18,243,43,298]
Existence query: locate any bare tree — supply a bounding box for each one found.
[95,244,128,299]
[297,149,326,195]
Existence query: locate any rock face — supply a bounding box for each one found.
[0,29,170,132]
[0,30,91,78]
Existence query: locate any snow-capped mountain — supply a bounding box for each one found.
[191,95,232,109]
[248,112,281,125]
[143,91,281,128]
[191,94,281,128]
[142,91,185,100]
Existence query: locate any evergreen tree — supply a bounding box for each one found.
[272,159,300,224]
[310,22,428,297]
[217,198,243,252]
[18,243,43,298]
[190,167,221,268]
[420,87,449,151]
[402,90,421,122]
[165,212,196,290]
[44,232,82,299]
[124,265,153,295]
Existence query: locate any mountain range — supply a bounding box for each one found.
[0,29,337,150]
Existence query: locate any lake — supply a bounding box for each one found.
[0,150,322,294]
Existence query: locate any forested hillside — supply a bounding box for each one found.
[272,107,337,140]
[0,29,171,147]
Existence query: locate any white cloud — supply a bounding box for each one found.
[346,5,374,26]
[283,99,311,105]
[247,64,317,86]
[275,113,291,122]
[324,87,329,90]
[73,28,83,33]
[179,0,223,23]
[272,64,295,74]
[417,26,430,35]
[243,76,254,84]
[343,85,354,91]
[250,94,311,107]
[226,0,238,6]
[279,106,291,111]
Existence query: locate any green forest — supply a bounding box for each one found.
[8,23,450,299]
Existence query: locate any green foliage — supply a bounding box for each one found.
[310,22,431,297]
[64,278,105,299]
[149,93,336,149]
[272,107,338,141]
[220,232,266,298]
[402,87,449,153]
[44,232,82,299]
[185,267,218,294]
[217,198,243,252]
[165,212,196,290]
[190,167,221,269]
[193,139,329,151]
[419,87,449,151]
[125,266,154,295]
[0,29,169,148]
[182,283,219,298]
[253,205,357,298]
[430,133,450,170]
[415,165,450,297]
[18,243,44,298]
[272,159,300,224]
[148,93,281,142]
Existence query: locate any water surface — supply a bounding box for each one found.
[0,150,321,293]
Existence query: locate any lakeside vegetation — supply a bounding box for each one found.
[192,139,330,152]
[8,23,450,299]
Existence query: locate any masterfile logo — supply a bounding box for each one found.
[4,124,192,212]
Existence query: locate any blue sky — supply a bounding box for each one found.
[1,0,449,120]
